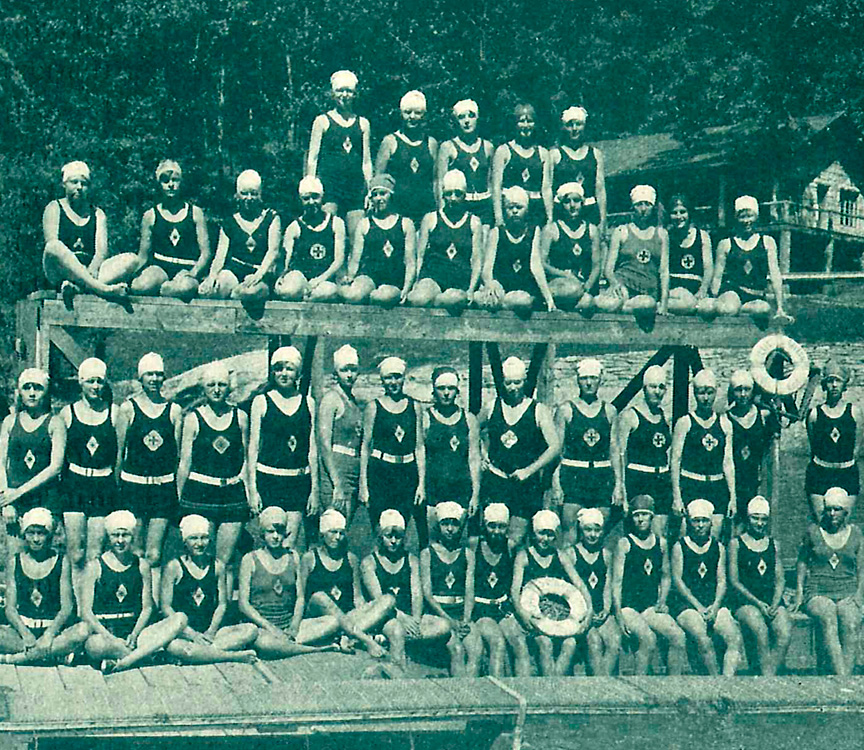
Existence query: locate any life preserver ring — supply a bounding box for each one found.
[520,576,588,638]
[749,334,809,396]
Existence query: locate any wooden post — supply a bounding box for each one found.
[485,343,504,399]
[526,343,550,400]
[672,346,691,424]
[610,346,675,413]
[300,336,318,397]
[533,344,555,404]
[468,342,484,415]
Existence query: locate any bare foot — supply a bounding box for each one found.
[365,638,387,659]
[100,282,130,300]
[337,635,356,654]
[236,650,259,664]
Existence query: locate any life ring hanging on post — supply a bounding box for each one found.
[749,334,810,396]
[520,576,589,638]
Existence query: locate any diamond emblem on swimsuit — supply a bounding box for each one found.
[446,243,458,260]
[287,435,298,452]
[143,429,164,452]
[382,240,394,258]
[521,168,531,184]
[410,157,420,174]
[757,557,768,576]
[273,578,284,596]
[681,254,696,270]
[743,260,753,275]
[588,571,599,589]
[310,243,326,260]
[636,249,652,265]
[23,450,36,471]
[73,237,84,251]
[487,571,498,589]
[245,235,257,252]
[513,259,522,273]
[445,571,456,590]
[652,432,666,449]
[583,428,601,448]
[830,427,841,444]
[449,435,461,452]
[571,243,583,257]
[702,433,719,452]
[501,430,518,449]
[343,136,353,154]
[697,561,708,579]
[30,587,43,609]
[116,584,128,603]
[212,435,231,455]
[86,436,100,456]
[643,559,653,576]
[169,227,181,247]
[192,586,205,607]
[394,425,406,443]
[740,445,751,461]
[469,156,480,172]
[829,553,840,570]
[330,585,342,601]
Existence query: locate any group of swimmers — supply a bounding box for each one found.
[41,71,790,319]
[0,334,860,676]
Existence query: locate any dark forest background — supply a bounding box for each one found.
[1,0,863,302]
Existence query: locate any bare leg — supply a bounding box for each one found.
[768,607,793,675]
[3,622,92,664]
[43,240,129,299]
[215,521,243,595]
[463,626,485,677]
[130,265,169,295]
[383,618,407,668]
[309,592,395,656]
[254,627,339,659]
[201,270,239,300]
[282,511,303,550]
[94,613,189,672]
[167,638,257,665]
[535,635,555,676]
[806,596,845,675]
[508,517,529,549]
[63,512,87,606]
[643,609,687,675]
[561,503,584,548]
[477,618,508,677]
[212,623,259,652]
[620,608,657,675]
[555,637,578,675]
[145,518,169,607]
[98,253,140,285]
[295,615,341,644]
[500,616,532,676]
[596,617,622,675]
[712,607,742,676]
[446,632,467,677]
[86,516,106,562]
[715,291,742,316]
[736,605,771,674]
[677,609,719,675]
[836,598,861,677]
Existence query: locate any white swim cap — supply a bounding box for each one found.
[692,368,717,389]
[442,169,468,193]
[577,507,604,527]
[555,182,585,202]
[271,346,302,368]
[502,186,529,207]
[105,510,137,534]
[137,352,164,377]
[330,70,358,90]
[179,514,210,539]
[62,161,91,182]
[747,496,771,516]
[333,344,359,369]
[824,487,853,511]
[236,169,262,193]
[483,503,510,524]
[643,365,667,386]
[320,508,347,533]
[379,509,406,530]
[502,356,527,380]
[561,106,588,123]
[155,160,182,180]
[687,499,715,519]
[259,506,288,528]
[452,99,478,117]
[436,501,465,521]
[378,357,406,376]
[577,358,602,378]
[18,368,49,389]
[201,362,230,385]
[532,509,560,532]
[433,371,459,388]
[730,369,754,388]
[20,507,54,533]
[78,358,107,382]
[734,195,759,214]
[630,185,657,206]
[299,176,324,196]
[400,90,426,111]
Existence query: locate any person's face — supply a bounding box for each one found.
[563,118,585,142]
[561,193,583,219]
[158,171,182,200]
[484,519,509,547]
[505,200,528,224]
[580,521,603,547]
[24,525,50,553]
[64,175,90,203]
[633,201,654,221]
[824,504,847,530]
[322,527,346,552]
[438,517,463,544]
[336,363,358,389]
[693,385,716,412]
[823,375,846,401]
[140,370,165,398]
[401,106,425,130]
[534,527,557,552]
[737,209,758,235]
[577,374,600,398]
[442,186,466,210]
[380,526,405,554]
[109,528,134,555]
[332,85,356,110]
[433,381,459,408]
[19,382,47,410]
[237,185,262,214]
[273,361,299,390]
[203,375,230,404]
[456,110,478,136]
[732,383,753,407]
[184,531,210,557]
[369,188,392,214]
[262,523,286,550]
[80,375,105,402]
[669,203,689,228]
[631,510,653,533]
[747,513,769,538]
[515,110,535,140]
[503,375,525,403]
[380,371,404,397]
[688,516,712,540]
[300,191,324,211]
[643,380,667,407]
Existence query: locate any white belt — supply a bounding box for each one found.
[739,286,765,296]
[627,462,669,474]
[371,449,415,465]
[487,464,509,479]
[561,458,611,469]
[583,197,597,206]
[154,252,195,266]
[121,470,174,485]
[96,612,136,621]
[526,191,542,200]
[813,457,856,469]
[681,469,724,482]
[671,273,701,280]
[21,615,54,629]
[188,471,242,487]
[332,444,358,457]
[257,463,310,477]
[68,463,112,478]
[475,594,508,605]
[466,191,491,201]
[434,595,465,605]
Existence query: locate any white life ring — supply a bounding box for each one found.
[520,576,588,638]
[749,334,810,396]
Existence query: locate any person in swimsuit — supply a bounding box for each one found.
[360,356,426,544]
[277,176,347,299]
[199,169,282,302]
[616,365,673,539]
[552,357,621,545]
[41,160,131,303]
[728,496,791,675]
[115,352,182,603]
[306,70,372,240]
[299,509,393,658]
[436,99,494,228]
[317,345,363,523]
[177,363,252,595]
[602,184,669,314]
[611,495,686,675]
[81,510,187,673]
[670,368,736,539]
[374,90,438,226]
[248,346,318,550]
[544,107,606,231]
[0,508,89,664]
[0,368,64,548]
[511,510,592,676]
[346,173,416,300]
[805,362,862,520]
[792,487,864,675]
[420,502,482,676]
[480,356,560,548]
[491,103,551,228]
[464,503,527,677]
[567,507,621,675]
[161,514,259,664]
[60,358,119,587]
[423,367,481,538]
[238,506,343,659]
[666,195,714,314]
[711,195,790,320]
[670,499,742,676]
[540,182,602,305]
[129,160,213,297]
[482,186,555,311]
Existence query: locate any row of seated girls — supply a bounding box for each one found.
[41,72,790,319]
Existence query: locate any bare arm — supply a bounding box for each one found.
[176,412,198,502]
[414,213,434,282]
[188,206,212,280]
[434,142,456,207]
[658,226,670,313]
[710,239,730,296]
[490,145,509,227]
[346,217,368,280]
[670,416,690,514]
[374,133,397,175]
[594,148,607,234]
[89,208,109,276]
[114,401,134,480]
[764,235,786,314]
[720,415,736,518]
[611,537,629,617]
[463,547,476,622]
[42,200,60,244]
[247,395,266,509]
[696,230,713,299]
[306,115,327,177]
[402,217,417,298]
[359,401,377,506]
[529,227,555,311]
[420,547,450,620]
[281,221,300,274]
[360,118,373,185]
[541,150,558,226]
[605,226,624,289]
[466,412,481,514]
[467,216,484,294]
[482,226,498,287]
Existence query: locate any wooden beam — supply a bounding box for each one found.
[485,343,504,399]
[48,327,94,371]
[610,347,675,413]
[14,299,38,369]
[468,342,483,415]
[672,346,692,424]
[526,343,549,399]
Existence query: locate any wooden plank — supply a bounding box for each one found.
[48,326,94,370]
[142,664,243,719]
[101,668,169,722]
[0,664,20,690]
[53,666,114,723]
[14,666,76,724]
[14,299,38,368]
[501,677,647,712]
